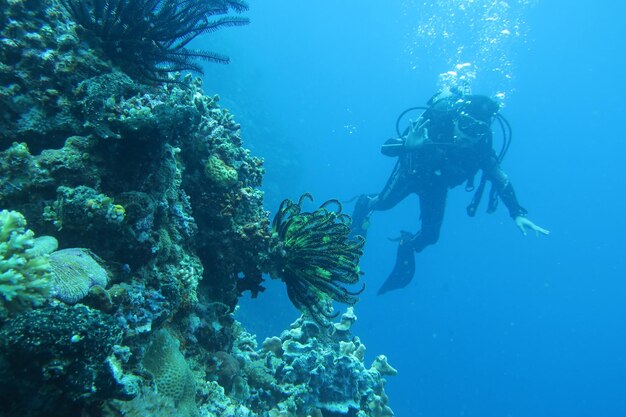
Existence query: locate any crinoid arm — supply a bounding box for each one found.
[59,0,250,83]
[268,194,365,325]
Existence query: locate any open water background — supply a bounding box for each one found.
[201,1,626,416]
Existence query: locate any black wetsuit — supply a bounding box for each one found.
[357,93,527,254]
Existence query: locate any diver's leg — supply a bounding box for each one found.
[377,185,447,295]
[412,185,448,252]
[350,194,377,239]
[350,161,412,239]
[372,161,414,211]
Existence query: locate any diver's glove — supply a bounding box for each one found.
[514,216,550,236]
[404,117,431,150]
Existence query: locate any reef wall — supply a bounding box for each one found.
[0,1,395,416]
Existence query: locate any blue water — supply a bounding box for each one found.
[201,1,626,416]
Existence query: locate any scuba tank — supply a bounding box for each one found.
[393,95,513,216]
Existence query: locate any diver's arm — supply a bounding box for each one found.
[514,216,550,236]
[492,167,527,219]
[486,160,550,236]
[381,137,405,157]
[380,118,431,157]
[404,118,430,150]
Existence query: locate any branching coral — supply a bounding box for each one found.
[0,210,52,315]
[59,0,249,83]
[268,194,365,324]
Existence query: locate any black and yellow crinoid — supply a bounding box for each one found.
[60,0,249,83]
[269,194,365,324]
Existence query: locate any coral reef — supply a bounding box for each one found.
[193,308,396,417]
[0,0,109,147]
[141,328,198,417]
[0,209,52,316]
[0,304,125,416]
[0,1,396,416]
[112,281,172,336]
[1,55,266,321]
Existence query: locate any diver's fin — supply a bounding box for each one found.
[377,231,416,295]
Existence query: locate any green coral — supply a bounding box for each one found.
[204,155,239,188]
[43,185,125,231]
[268,194,365,324]
[142,329,198,417]
[0,209,52,315]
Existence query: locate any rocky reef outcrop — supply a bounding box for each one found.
[0,1,395,416]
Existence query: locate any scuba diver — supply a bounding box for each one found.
[350,87,550,295]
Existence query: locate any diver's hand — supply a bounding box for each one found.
[515,216,550,236]
[404,118,431,150]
